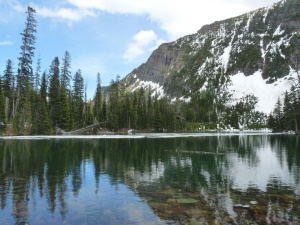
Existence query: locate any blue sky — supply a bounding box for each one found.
[0,0,279,98]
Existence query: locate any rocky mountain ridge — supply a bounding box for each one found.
[122,0,300,114]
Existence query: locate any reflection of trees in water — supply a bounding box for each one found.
[270,135,300,185]
[0,135,299,224]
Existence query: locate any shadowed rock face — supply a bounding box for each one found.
[122,0,300,98]
[124,43,186,89]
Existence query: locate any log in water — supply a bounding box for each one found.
[176,149,225,155]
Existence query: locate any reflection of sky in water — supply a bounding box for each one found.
[0,163,165,225]
[229,144,300,194]
[61,170,164,225]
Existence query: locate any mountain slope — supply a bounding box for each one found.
[122,0,300,114]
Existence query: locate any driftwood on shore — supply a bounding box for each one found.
[176,149,225,155]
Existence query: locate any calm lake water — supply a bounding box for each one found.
[0,134,299,225]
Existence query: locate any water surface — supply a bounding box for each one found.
[0,134,299,224]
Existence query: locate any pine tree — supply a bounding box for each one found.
[85,101,94,127]
[72,69,84,129]
[131,92,138,130]
[59,84,71,131]
[48,57,61,127]
[34,55,41,92]
[273,98,283,131]
[33,70,51,134]
[289,86,299,133]
[121,92,131,129]
[101,100,107,124]
[146,91,153,128]
[137,88,146,129]
[107,76,120,131]
[296,92,300,134]
[93,73,102,123]
[282,91,292,130]
[2,59,14,121]
[61,51,72,90]
[40,72,47,105]
[153,94,163,132]
[31,96,51,135]
[0,78,7,134]
[15,6,37,135]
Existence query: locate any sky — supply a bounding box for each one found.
[0,0,280,99]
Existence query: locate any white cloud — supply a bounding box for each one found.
[9,0,279,38]
[65,0,279,39]
[133,30,158,47]
[9,0,26,12]
[35,6,96,25]
[0,41,13,46]
[8,1,96,25]
[123,30,160,62]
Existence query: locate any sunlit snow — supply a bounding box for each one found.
[229,70,298,114]
[273,24,284,36]
[131,80,165,99]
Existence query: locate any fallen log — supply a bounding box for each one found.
[176,149,225,155]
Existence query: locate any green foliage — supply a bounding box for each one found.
[107,76,121,131]
[263,51,290,80]
[61,51,72,89]
[228,44,262,75]
[271,88,300,133]
[31,95,51,135]
[72,69,84,129]
[2,59,14,122]
[166,38,213,97]
[0,78,6,133]
[93,73,102,122]
[59,84,71,131]
[14,7,37,134]
[269,98,284,132]
[48,57,61,127]
[85,101,94,127]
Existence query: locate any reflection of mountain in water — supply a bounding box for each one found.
[0,135,299,224]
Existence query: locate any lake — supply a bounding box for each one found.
[0,134,299,224]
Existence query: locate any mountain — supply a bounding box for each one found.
[122,0,300,115]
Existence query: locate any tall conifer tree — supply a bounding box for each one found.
[72,69,84,129]
[15,6,37,134]
[59,84,71,131]
[34,55,41,92]
[93,73,102,123]
[0,78,6,133]
[31,72,51,135]
[108,76,121,131]
[2,59,14,121]
[49,57,60,127]
[61,51,72,89]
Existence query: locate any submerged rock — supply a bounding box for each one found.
[177,198,199,204]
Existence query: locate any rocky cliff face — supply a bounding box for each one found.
[122,0,300,112]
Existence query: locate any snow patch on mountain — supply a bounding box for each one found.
[131,80,165,99]
[220,38,233,73]
[263,7,270,24]
[229,70,297,114]
[273,24,284,36]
